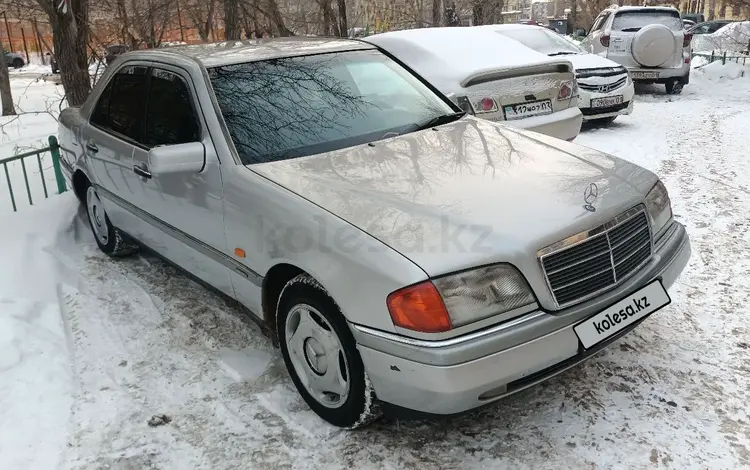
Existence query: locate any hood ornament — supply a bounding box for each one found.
[583,183,599,212]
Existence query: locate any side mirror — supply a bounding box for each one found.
[148,142,205,176]
[575,28,586,37]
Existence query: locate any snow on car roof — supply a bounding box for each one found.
[364,27,564,92]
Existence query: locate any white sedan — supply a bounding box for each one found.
[481,24,636,124]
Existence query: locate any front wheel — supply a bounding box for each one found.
[11,58,23,69]
[276,274,379,428]
[85,185,137,257]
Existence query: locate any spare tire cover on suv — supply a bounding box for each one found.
[631,23,676,67]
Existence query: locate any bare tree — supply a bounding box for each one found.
[34,0,91,107]
[224,0,241,39]
[185,0,216,41]
[0,51,14,116]
[336,0,347,37]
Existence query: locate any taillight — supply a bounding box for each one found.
[600,35,610,47]
[386,282,452,333]
[473,97,498,114]
[558,80,578,100]
[683,33,692,48]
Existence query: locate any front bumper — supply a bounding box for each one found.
[353,221,691,416]
[579,83,635,120]
[496,106,583,142]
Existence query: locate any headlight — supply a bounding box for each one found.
[645,180,673,235]
[386,264,535,333]
[433,264,534,327]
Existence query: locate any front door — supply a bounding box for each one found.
[126,66,233,296]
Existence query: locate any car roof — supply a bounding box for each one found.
[477,24,547,32]
[120,37,375,68]
[604,5,679,13]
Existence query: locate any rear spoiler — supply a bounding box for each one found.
[461,61,573,88]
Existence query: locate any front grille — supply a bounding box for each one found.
[539,208,652,308]
[580,101,630,115]
[578,76,628,92]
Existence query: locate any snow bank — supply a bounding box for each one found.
[694,60,750,81]
[0,195,79,470]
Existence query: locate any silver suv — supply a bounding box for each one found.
[580,6,692,94]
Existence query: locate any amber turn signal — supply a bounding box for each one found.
[386,282,452,333]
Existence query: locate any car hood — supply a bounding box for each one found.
[567,53,622,70]
[251,117,657,277]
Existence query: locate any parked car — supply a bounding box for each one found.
[688,19,733,35]
[580,6,692,94]
[105,44,129,65]
[681,12,705,25]
[682,19,696,29]
[692,21,750,53]
[58,38,691,428]
[4,50,25,69]
[363,27,583,141]
[483,24,634,124]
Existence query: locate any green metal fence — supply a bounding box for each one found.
[1,135,67,213]
[694,51,750,66]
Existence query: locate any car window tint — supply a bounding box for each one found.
[208,49,453,165]
[98,65,149,140]
[591,13,609,32]
[612,11,683,31]
[143,69,200,147]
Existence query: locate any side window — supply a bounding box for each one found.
[143,69,200,147]
[591,13,609,33]
[91,65,148,140]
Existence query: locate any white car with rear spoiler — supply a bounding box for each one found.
[363,27,583,142]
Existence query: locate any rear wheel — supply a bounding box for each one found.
[665,80,684,95]
[276,274,379,428]
[85,185,137,257]
[11,58,23,69]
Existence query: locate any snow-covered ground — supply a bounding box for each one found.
[1,65,749,469]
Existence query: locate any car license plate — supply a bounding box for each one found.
[631,71,659,80]
[591,95,624,108]
[574,280,671,349]
[504,99,553,121]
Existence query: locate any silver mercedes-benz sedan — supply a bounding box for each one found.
[57,37,691,428]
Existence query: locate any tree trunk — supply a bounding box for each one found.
[41,0,91,107]
[321,0,331,35]
[337,0,348,37]
[432,0,441,26]
[0,51,14,116]
[116,0,130,46]
[707,0,715,20]
[224,0,241,39]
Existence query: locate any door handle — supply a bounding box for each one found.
[133,164,152,179]
[86,141,98,153]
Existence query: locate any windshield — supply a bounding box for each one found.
[612,11,683,31]
[208,49,454,165]
[496,28,582,55]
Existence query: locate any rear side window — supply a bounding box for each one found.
[612,11,683,31]
[91,65,148,141]
[143,69,200,147]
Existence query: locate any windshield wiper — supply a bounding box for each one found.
[620,27,642,32]
[548,51,578,56]
[414,112,466,131]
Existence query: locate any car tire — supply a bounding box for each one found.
[665,80,684,95]
[85,184,137,257]
[276,273,380,428]
[12,58,23,69]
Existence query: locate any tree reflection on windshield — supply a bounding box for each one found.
[208,50,452,165]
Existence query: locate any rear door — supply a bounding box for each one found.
[581,12,611,55]
[84,63,150,235]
